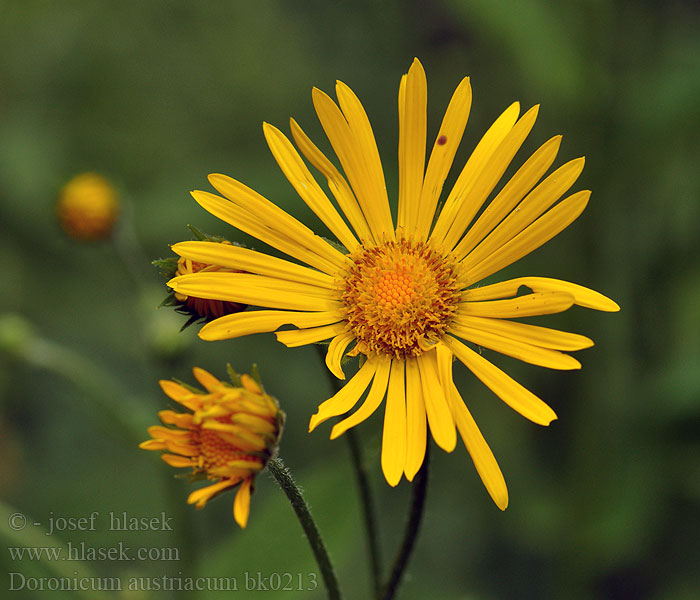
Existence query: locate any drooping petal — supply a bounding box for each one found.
[233,478,253,528]
[325,331,356,380]
[330,357,391,439]
[436,344,508,510]
[381,360,407,487]
[308,359,377,431]
[187,479,237,509]
[443,335,557,426]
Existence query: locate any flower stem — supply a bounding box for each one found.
[382,443,430,600]
[268,457,342,600]
[315,346,383,598]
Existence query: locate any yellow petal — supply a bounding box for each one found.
[381,360,407,487]
[453,135,562,259]
[187,479,236,509]
[335,80,394,239]
[461,157,585,268]
[325,331,356,380]
[233,478,253,528]
[397,58,427,233]
[169,272,342,312]
[199,309,343,341]
[263,122,359,251]
[450,322,582,370]
[459,292,575,318]
[275,322,347,348]
[443,335,557,426]
[191,190,340,275]
[404,357,427,481]
[443,105,540,252]
[192,367,221,392]
[415,76,472,239]
[462,276,620,312]
[453,315,593,351]
[331,357,391,439]
[435,343,508,509]
[208,173,348,269]
[290,118,373,243]
[161,454,195,468]
[463,190,590,284]
[417,352,457,452]
[430,102,520,245]
[172,241,336,289]
[308,359,377,431]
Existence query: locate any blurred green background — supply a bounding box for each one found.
[1,1,699,599]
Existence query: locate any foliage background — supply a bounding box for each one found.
[1,1,699,598]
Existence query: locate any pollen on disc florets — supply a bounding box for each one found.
[341,238,462,359]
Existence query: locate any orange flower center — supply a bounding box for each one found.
[199,418,248,471]
[341,239,461,358]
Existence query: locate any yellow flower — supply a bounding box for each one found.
[56,173,119,239]
[140,367,283,528]
[168,59,619,509]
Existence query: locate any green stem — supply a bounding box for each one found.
[382,444,430,600]
[316,346,383,598]
[268,457,342,600]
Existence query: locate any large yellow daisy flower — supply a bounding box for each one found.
[168,59,619,510]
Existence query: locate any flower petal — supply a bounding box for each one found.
[415,76,472,239]
[169,272,342,312]
[459,292,575,318]
[443,335,557,426]
[453,135,562,259]
[198,309,343,341]
[397,58,427,233]
[462,276,620,312]
[404,357,427,481]
[442,105,540,252]
[450,322,582,370]
[308,358,377,431]
[453,315,593,351]
[430,102,520,245]
[325,331,356,380]
[417,351,457,452]
[275,322,347,347]
[233,478,253,528]
[290,118,373,243]
[462,190,590,284]
[330,357,391,439]
[263,122,359,251]
[461,157,585,268]
[381,360,407,487]
[172,241,336,289]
